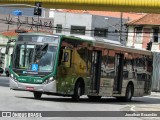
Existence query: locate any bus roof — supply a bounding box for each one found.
[62,35,121,45]
[18,33,152,56]
[62,35,152,56]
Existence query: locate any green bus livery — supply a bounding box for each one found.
[10,33,153,101]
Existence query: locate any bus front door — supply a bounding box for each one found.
[90,51,102,94]
[114,53,124,93]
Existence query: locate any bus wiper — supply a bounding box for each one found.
[36,43,48,54]
[40,43,48,51]
[34,43,48,62]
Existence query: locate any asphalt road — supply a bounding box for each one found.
[0,77,160,120]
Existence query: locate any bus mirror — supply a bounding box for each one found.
[8,39,16,43]
[11,54,13,60]
[5,44,10,54]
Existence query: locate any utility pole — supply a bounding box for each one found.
[120,12,123,44]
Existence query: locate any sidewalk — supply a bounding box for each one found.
[150,92,160,97]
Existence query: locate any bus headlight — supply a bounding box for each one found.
[49,77,54,81]
[11,74,14,78]
[43,77,54,84]
[10,74,18,82]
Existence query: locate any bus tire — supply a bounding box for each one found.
[72,82,82,101]
[88,96,101,101]
[33,92,42,99]
[116,84,133,102]
[125,84,134,102]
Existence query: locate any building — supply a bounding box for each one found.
[126,14,160,52]
[0,13,54,70]
[0,32,16,69]
[0,8,144,70]
[52,10,145,44]
[52,10,144,45]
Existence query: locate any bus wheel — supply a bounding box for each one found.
[33,92,42,99]
[72,82,82,101]
[88,96,101,101]
[125,84,134,102]
[116,84,133,102]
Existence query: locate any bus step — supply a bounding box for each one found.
[113,91,119,94]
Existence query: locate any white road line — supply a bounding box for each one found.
[144,96,160,99]
[130,105,136,111]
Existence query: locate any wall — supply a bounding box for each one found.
[126,25,160,51]
[53,11,128,44]
[92,15,127,43]
[53,11,92,36]
[126,27,135,47]
[0,35,14,69]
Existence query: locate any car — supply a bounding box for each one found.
[0,67,4,75]
[5,67,10,77]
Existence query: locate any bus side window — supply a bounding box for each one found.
[62,49,72,67]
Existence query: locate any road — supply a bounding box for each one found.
[0,77,160,120]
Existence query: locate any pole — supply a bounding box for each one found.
[37,15,39,32]
[120,12,123,44]
[7,14,10,31]
[17,16,19,30]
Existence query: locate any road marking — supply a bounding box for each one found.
[144,96,160,99]
[130,105,136,111]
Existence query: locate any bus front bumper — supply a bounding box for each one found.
[9,78,56,93]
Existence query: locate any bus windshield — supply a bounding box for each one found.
[13,44,57,72]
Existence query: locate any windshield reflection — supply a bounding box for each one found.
[13,44,57,72]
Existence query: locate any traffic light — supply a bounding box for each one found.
[146,41,152,50]
[34,2,42,16]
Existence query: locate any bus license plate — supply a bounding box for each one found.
[26,86,34,91]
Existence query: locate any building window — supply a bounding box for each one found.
[70,26,86,35]
[94,28,108,37]
[153,28,159,43]
[135,27,143,43]
[56,24,62,33]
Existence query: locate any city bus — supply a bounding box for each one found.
[9,33,153,102]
